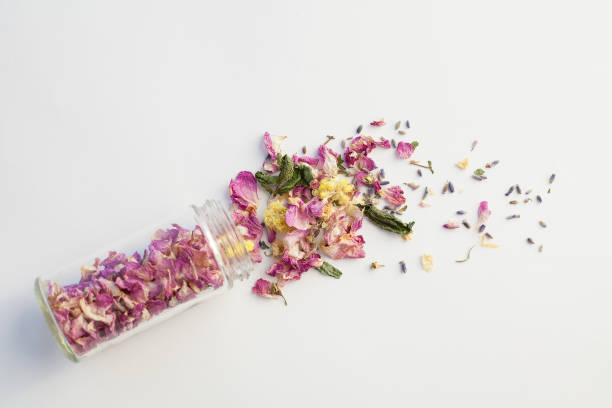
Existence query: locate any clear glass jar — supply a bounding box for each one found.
[34,200,253,362]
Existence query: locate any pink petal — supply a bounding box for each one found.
[477,201,491,226]
[285,205,312,230]
[252,278,273,298]
[380,186,406,207]
[317,145,338,177]
[292,154,319,166]
[229,171,259,212]
[321,234,366,259]
[396,141,415,159]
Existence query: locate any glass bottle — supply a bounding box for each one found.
[34,200,253,362]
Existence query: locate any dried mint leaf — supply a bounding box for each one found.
[358,203,415,235]
[277,154,294,186]
[315,261,342,279]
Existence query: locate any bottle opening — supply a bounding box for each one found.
[192,200,253,288]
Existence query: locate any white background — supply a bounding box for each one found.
[1,1,611,407]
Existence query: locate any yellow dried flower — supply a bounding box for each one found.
[313,177,355,206]
[456,158,469,170]
[264,200,290,233]
[421,254,434,271]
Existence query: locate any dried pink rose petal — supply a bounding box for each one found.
[252,278,287,305]
[292,154,319,167]
[477,201,491,227]
[317,145,338,177]
[380,186,406,207]
[443,222,460,229]
[263,132,287,173]
[229,171,259,212]
[354,171,372,186]
[396,141,415,159]
[370,119,386,127]
[252,278,273,297]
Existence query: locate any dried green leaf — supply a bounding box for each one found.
[358,204,415,235]
[255,171,279,193]
[278,154,294,186]
[315,261,342,279]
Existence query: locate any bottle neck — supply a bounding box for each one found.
[192,200,253,288]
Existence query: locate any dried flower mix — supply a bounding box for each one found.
[40,115,559,362]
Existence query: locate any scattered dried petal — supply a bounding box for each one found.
[456,158,469,170]
[421,254,434,272]
[481,235,499,248]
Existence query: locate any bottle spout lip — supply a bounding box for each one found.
[192,200,254,289]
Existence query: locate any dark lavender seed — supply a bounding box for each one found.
[462,220,471,229]
[405,120,410,128]
[515,184,522,194]
[380,180,390,185]
[485,232,493,239]
[399,261,407,273]
[549,174,556,184]
[380,168,385,179]
[417,169,422,177]
[536,195,542,203]
[472,175,483,181]
[478,224,486,233]
[456,210,465,215]
[422,188,429,200]
[448,182,455,193]
[356,125,363,134]
[505,186,514,196]
[527,238,534,245]
[391,139,397,148]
